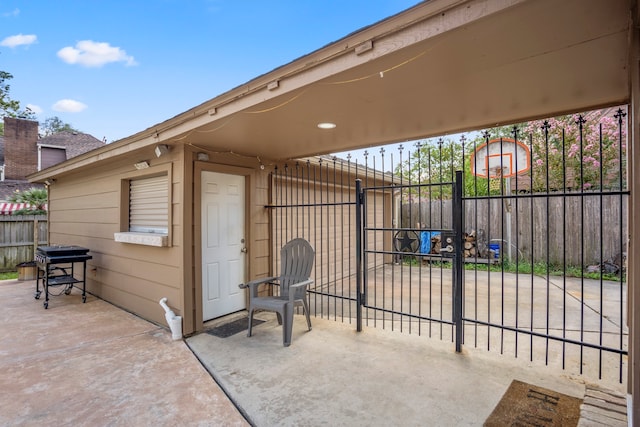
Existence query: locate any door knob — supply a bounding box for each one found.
[241,247,248,253]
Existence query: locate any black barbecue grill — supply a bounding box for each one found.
[35,245,92,309]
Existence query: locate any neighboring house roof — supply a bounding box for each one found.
[38,131,105,159]
[0,129,104,201]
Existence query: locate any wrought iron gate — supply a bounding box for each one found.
[355,173,465,351]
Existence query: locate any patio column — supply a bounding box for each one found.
[629,1,640,424]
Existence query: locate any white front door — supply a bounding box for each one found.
[201,171,246,321]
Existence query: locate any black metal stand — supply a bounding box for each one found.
[35,260,89,309]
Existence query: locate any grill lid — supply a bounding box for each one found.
[37,245,90,257]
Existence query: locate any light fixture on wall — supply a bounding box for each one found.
[44,178,56,186]
[155,144,170,158]
[134,161,150,170]
[197,152,209,161]
[317,122,336,129]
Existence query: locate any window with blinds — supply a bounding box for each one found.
[129,175,169,234]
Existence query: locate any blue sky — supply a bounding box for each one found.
[0,1,421,144]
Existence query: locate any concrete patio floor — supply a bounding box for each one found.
[1,278,627,426]
[188,309,624,426]
[0,279,247,426]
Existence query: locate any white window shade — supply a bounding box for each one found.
[129,175,168,234]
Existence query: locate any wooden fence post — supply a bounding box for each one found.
[33,217,39,260]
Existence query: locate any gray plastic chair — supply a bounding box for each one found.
[239,238,315,346]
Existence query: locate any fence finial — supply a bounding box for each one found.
[614,107,626,123]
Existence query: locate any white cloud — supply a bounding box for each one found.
[2,8,20,18]
[1,33,37,48]
[52,99,87,113]
[26,104,43,114]
[57,40,137,67]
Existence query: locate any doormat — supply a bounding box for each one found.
[484,380,582,427]
[206,317,264,338]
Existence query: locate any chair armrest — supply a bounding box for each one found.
[240,276,278,299]
[288,278,313,303]
[239,276,278,289]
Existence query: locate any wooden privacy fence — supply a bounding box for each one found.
[0,215,48,272]
[402,194,628,267]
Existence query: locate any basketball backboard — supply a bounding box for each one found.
[470,138,530,178]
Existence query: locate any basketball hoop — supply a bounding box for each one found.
[470,138,530,178]
[491,166,507,178]
[489,166,506,191]
[470,139,527,263]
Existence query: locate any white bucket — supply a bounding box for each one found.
[168,315,183,340]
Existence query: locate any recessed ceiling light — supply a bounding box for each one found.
[317,122,336,129]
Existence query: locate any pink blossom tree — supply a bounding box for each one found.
[521,108,627,192]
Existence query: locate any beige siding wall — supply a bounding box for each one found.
[270,168,393,290]
[272,188,391,282]
[48,147,184,328]
[250,168,271,280]
[47,143,275,334]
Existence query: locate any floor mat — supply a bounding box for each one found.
[484,379,582,427]
[206,317,264,338]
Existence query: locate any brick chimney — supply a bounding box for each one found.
[4,117,39,179]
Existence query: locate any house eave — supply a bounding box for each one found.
[28,133,158,182]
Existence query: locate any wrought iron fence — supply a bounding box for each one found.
[268,105,629,384]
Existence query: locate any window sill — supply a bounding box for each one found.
[114,232,169,247]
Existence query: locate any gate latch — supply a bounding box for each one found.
[439,231,455,257]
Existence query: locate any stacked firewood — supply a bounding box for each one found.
[463,230,493,258]
[429,233,442,254]
[463,231,478,258]
[428,229,489,258]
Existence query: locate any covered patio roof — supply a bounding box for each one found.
[30,0,631,178]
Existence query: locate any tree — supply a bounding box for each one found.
[521,111,626,192]
[8,187,48,215]
[0,70,35,135]
[40,116,78,136]
[395,138,459,199]
[395,137,494,200]
[0,71,21,117]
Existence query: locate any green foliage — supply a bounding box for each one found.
[403,258,623,282]
[8,187,48,215]
[462,156,497,198]
[395,136,501,200]
[0,71,22,117]
[0,271,19,280]
[40,116,78,136]
[465,260,624,282]
[394,138,464,199]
